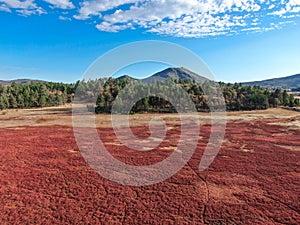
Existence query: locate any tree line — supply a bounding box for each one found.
[222,82,298,110]
[75,78,300,113]
[0,82,75,110]
[1,78,299,112]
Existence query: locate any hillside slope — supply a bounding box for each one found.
[242,74,300,89]
[0,79,46,86]
[142,67,209,83]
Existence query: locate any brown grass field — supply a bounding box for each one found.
[0,105,299,224]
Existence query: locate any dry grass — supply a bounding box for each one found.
[0,105,299,128]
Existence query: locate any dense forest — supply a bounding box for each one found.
[0,78,299,112]
[75,78,300,113]
[0,82,75,110]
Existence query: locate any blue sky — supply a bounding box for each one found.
[0,0,300,83]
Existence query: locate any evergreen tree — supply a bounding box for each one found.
[17,94,25,108]
[39,95,47,107]
[283,90,289,106]
[0,96,6,110]
[289,95,295,107]
[10,95,18,108]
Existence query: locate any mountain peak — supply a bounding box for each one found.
[116,75,136,81]
[142,67,209,83]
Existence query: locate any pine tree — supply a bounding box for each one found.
[39,96,47,107]
[289,95,295,107]
[283,90,289,106]
[17,94,25,108]
[0,96,6,110]
[10,95,18,108]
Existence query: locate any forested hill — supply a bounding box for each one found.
[0,79,47,86]
[242,74,300,90]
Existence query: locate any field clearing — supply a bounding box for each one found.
[0,105,299,128]
[0,106,299,224]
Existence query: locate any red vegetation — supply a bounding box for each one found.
[0,120,299,224]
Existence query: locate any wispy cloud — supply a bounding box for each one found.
[0,0,74,16]
[59,15,72,21]
[0,0,299,37]
[0,0,45,16]
[44,0,75,9]
[73,0,138,20]
[74,0,300,37]
[0,3,11,12]
[269,0,300,16]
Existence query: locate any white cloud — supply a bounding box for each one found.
[88,0,267,37]
[268,4,275,9]
[0,4,11,12]
[96,21,133,32]
[80,0,299,37]
[0,0,45,15]
[270,0,300,16]
[74,0,138,20]
[16,8,44,16]
[0,0,36,9]
[0,0,299,38]
[44,0,75,9]
[59,15,72,20]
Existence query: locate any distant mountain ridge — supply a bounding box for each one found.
[242,74,300,90]
[1,69,299,90]
[115,67,210,83]
[0,79,46,86]
[118,68,300,90]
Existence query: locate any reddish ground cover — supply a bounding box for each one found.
[0,120,299,224]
